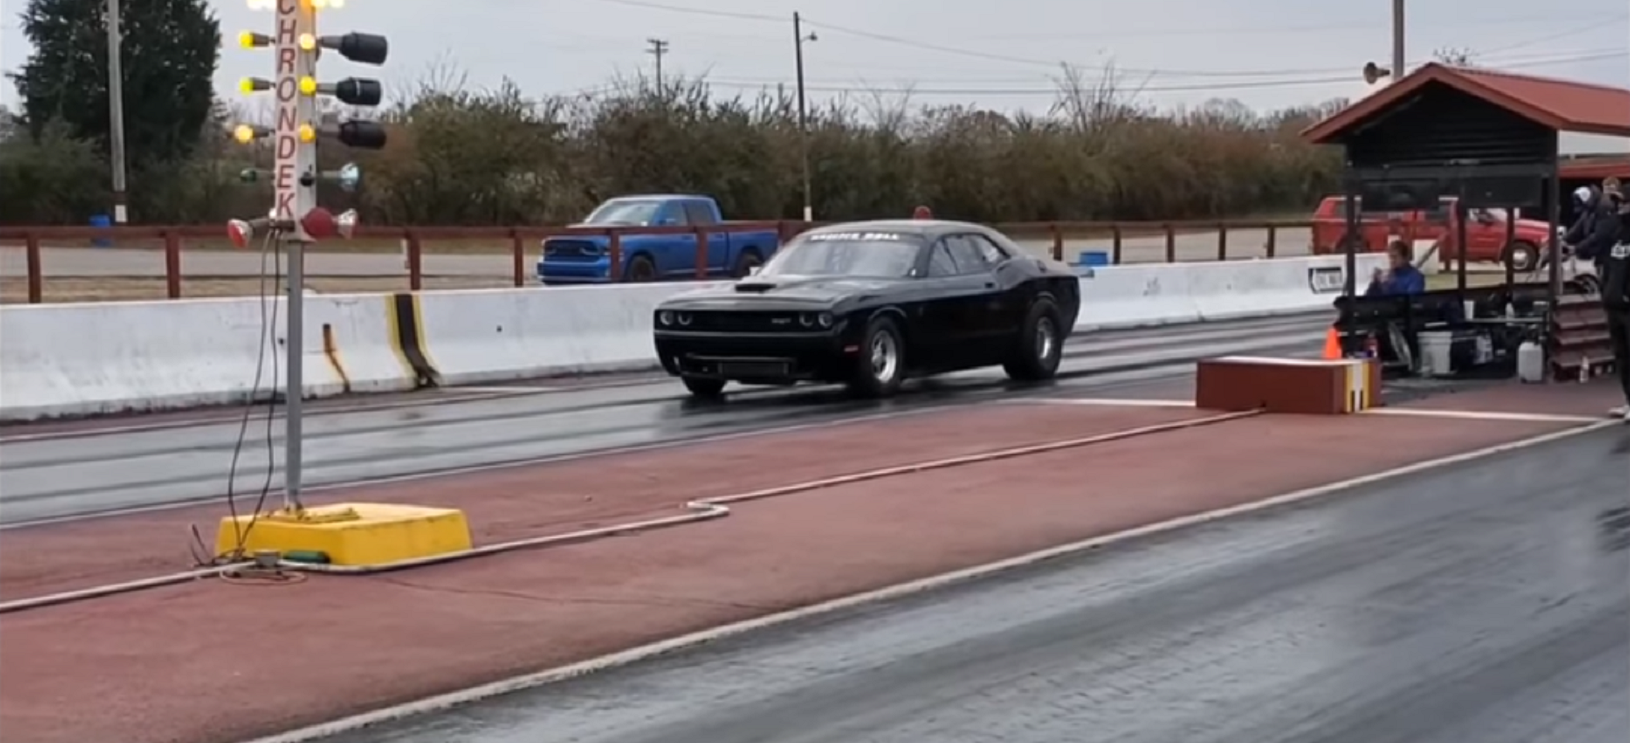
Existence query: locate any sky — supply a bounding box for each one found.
[0,0,1627,115]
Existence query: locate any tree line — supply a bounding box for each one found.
[0,0,1349,227]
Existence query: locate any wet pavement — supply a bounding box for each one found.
[0,314,1330,524]
[317,424,1630,743]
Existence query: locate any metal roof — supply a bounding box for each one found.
[1302,63,1630,144]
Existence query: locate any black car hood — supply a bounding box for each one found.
[662,275,903,308]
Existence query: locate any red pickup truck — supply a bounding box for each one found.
[1310,196,1558,271]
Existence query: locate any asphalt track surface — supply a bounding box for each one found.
[316,424,1630,743]
[0,313,1331,525]
[1,228,1315,279]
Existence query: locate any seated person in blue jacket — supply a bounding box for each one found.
[1366,239,1426,296]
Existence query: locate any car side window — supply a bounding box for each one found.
[963,234,1011,264]
[944,235,996,274]
[681,201,718,225]
[926,241,961,277]
[656,203,689,226]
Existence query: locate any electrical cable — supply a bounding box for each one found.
[587,0,1627,81]
[707,47,1630,88]
[189,227,285,566]
[692,51,1628,97]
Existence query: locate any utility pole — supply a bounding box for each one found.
[647,38,669,93]
[1391,0,1405,82]
[105,0,129,223]
[793,12,816,223]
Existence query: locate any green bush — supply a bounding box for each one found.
[3,70,1348,226]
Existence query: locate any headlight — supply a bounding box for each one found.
[799,313,815,327]
[658,310,674,326]
[816,312,834,328]
[676,312,692,326]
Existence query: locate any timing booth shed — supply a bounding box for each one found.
[1300,63,1630,380]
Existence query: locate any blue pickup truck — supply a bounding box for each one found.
[536,194,782,285]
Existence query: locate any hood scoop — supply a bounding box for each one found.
[734,280,779,293]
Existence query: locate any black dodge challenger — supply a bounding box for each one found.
[651,219,1082,398]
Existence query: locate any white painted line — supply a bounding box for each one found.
[239,418,1618,743]
[451,386,560,394]
[1363,407,1604,424]
[1011,397,1196,408]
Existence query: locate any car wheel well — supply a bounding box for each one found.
[624,252,658,281]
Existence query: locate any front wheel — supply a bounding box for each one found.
[1004,298,1064,382]
[681,376,726,398]
[1503,241,1540,273]
[625,254,658,282]
[845,316,906,399]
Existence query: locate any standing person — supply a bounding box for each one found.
[1603,188,1630,422]
[1569,180,1620,264]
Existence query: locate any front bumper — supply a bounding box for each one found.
[537,256,612,283]
[653,329,855,383]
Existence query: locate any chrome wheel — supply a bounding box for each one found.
[1035,316,1057,362]
[870,331,899,382]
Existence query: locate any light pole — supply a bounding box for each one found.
[793,12,816,223]
[105,0,129,223]
[1361,0,1406,86]
[1391,0,1405,82]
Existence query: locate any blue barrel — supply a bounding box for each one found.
[1076,250,1110,267]
[89,214,112,247]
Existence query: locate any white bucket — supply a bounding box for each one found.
[1419,330,1454,377]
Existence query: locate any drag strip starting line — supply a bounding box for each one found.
[240,415,1617,743]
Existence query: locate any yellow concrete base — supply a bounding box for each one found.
[216,502,472,567]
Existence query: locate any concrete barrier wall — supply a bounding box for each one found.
[413,282,730,386]
[0,294,414,420]
[1075,254,1385,330]
[0,255,1380,421]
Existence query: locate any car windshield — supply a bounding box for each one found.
[757,233,922,278]
[583,199,663,226]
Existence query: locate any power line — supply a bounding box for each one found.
[595,0,782,23]
[962,12,1606,41]
[713,48,1630,87]
[587,0,1628,81]
[797,16,1630,80]
[1474,13,1629,57]
[697,50,1629,97]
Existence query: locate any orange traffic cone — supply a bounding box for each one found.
[1322,326,1342,360]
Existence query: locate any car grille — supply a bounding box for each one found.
[685,311,806,332]
[543,239,603,261]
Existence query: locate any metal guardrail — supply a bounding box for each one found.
[0,219,1315,304]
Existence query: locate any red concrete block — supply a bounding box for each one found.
[1195,356,1381,415]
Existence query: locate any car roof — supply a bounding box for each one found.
[803,219,1000,239]
[604,194,712,202]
